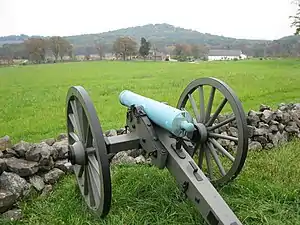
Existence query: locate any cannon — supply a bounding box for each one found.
[65,77,248,225]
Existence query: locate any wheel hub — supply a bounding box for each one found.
[191,122,208,144]
[68,141,86,165]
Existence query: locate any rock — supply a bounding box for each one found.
[44,138,56,146]
[127,149,144,158]
[0,136,12,151]
[0,172,31,199]
[269,124,279,133]
[247,125,255,138]
[293,103,300,110]
[228,127,238,137]
[12,141,30,158]
[265,143,274,150]
[285,121,299,134]
[253,136,268,146]
[268,132,284,147]
[282,112,291,124]
[56,133,67,141]
[52,140,68,160]
[0,189,16,213]
[259,104,271,112]
[248,141,262,151]
[1,208,23,221]
[278,123,285,132]
[2,149,19,158]
[134,155,146,164]
[54,159,73,173]
[260,110,274,123]
[25,142,47,162]
[274,109,283,121]
[247,110,261,127]
[5,157,39,177]
[0,151,3,158]
[105,129,118,137]
[289,110,300,127]
[278,103,288,111]
[258,122,269,129]
[41,185,52,197]
[44,168,65,184]
[38,145,54,171]
[0,159,6,175]
[111,151,136,165]
[270,120,279,125]
[117,128,127,135]
[217,131,231,147]
[254,128,268,137]
[29,175,45,192]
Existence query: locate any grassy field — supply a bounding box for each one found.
[0,59,300,224]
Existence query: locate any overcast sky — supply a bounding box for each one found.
[0,0,297,40]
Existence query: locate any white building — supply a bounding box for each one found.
[207,49,247,61]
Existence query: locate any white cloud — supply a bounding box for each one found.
[0,0,297,40]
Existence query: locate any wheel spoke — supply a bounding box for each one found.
[205,86,216,123]
[207,116,236,131]
[205,146,214,180]
[208,132,238,142]
[87,164,101,207]
[209,138,235,162]
[86,126,93,148]
[86,165,96,207]
[198,144,205,168]
[198,86,205,123]
[206,98,228,127]
[69,132,80,142]
[84,165,89,195]
[207,142,226,176]
[70,100,83,140]
[88,154,100,175]
[68,113,78,132]
[188,93,201,122]
[78,165,84,177]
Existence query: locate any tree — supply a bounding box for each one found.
[113,37,137,60]
[139,37,151,61]
[49,36,72,61]
[290,0,300,34]
[94,41,105,60]
[24,38,48,63]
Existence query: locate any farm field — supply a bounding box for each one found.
[0,59,300,224]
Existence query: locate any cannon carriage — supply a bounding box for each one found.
[65,77,248,225]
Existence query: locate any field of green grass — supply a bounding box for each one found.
[1,59,300,224]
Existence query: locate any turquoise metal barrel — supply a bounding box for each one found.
[119,90,195,137]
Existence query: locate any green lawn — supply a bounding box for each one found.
[1,59,300,224]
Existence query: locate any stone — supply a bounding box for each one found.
[29,175,45,192]
[260,110,274,123]
[5,157,39,177]
[0,189,16,213]
[127,149,144,158]
[278,123,285,132]
[247,125,255,138]
[0,136,12,151]
[293,103,300,110]
[52,140,68,160]
[56,133,67,141]
[54,159,73,173]
[25,142,47,162]
[111,151,136,165]
[1,208,23,221]
[278,103,288,111]
[117,128,127,135]
[44,138,56,146]
[38,145,54,171]
[2,149,18,158]
[282,112,291,124]
[253,136,268,146]
[289,110,300,127]
[217,132,231,147]
[270,120,279,125]
[254,128,268,137]
[0,172,31,199]
[44,168,65,184]
[247,110,260,127]
[105,129,118,137]
[265,143,274,150]
[268,132,284,147]
[248,141,262,151]
[0,151,3,158]
[269,124,279,133]
[285,121,299,134]
[228,127,238,137]
[134,155,146,164]
[0,159,6,175]
[41,185,52,197]
[275,109,283,121]
[259,104,271,112]
[12,141,30,158]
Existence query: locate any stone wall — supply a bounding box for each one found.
[1,102,300,220]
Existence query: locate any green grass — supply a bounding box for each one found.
[1,59,300,224]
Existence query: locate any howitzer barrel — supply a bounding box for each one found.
[119,90,194,137]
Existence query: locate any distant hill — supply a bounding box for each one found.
[0,23,299,57]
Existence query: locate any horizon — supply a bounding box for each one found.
[0,0,298,40]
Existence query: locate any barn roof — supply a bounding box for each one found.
[208,49,242,56]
